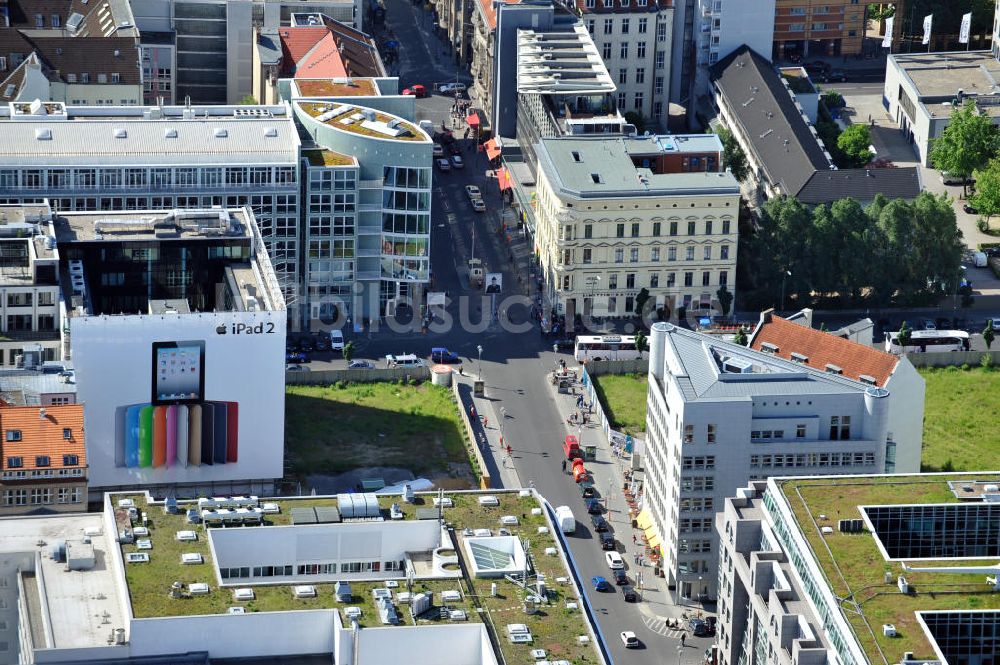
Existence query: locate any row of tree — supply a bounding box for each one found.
[743,192,964,308]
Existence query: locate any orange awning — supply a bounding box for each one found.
[484,138,501,160]
[497,167,511,192]
[467,112,480,127]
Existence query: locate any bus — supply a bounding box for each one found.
[884,329,970,354]
[574,335,642,362]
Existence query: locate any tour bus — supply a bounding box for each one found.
[884,329,970,354]
[574,335,642,362]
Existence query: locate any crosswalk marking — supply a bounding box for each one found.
[643,614,685,639]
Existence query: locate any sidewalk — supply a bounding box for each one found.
[544,366,713,632]
[453,373,522,489]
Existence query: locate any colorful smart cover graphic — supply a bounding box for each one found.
[113,341,238,468]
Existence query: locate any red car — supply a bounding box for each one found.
[402,84,428,98]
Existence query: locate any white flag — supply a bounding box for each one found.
[882,15,894,48]
[959,12,972,44]
[922,14,933,45]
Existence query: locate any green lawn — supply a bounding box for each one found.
[591,373,648,434]
[920,367,1000,471]
[285,383,471,478]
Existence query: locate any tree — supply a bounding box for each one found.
[733,326,748,346]
[343,341,355,363]
[677,305,687,323]
[634,288,651,316]
[897,321,912,350]
[837,124,873,168]
[634,330,647,358]
[623,111,647,134]
[716,285,733,317]
[930,101,999,197]
[239,95,258,105]
[972,157,1000,226]
[716,126,750,183]
[866,3,895,21]
[822,90,844,109]
[983,322,995,349]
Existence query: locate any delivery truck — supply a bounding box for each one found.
[555,505,576,534]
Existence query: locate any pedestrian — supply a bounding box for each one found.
[561,459,567,472]
[681,633,686,647]
[507,444,512,457]
[470,405,477,420]
[632,534,637,545]
[483,416,489,427]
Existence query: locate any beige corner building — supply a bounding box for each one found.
[533,134,739,320]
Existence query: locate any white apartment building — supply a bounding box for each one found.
[693,0,774,98]
[131,0,362,104]
[0,101,303,321]
[576,0,674,130]
[0,204,62,367]
[643,322,909,602]
[534,135,739,320]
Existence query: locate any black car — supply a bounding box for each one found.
[621,585,637,602]
[590,514,609,532]
[581,483,597,499]
[299,337,315,352]
[599,532,616,551]
[612,569,629,585]
[822,69,847,82]
[804,60,831,76]
[964,203,978,214]
[689,618,711,637]
[586,499,603,515]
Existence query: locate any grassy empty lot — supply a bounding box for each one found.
[285,383,470,478]
[591,373,648,434]
[920,367,1000,471]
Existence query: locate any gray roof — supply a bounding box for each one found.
[537,137,739,199]
[653,323,877,403]
[710,45,832,197]
[796,167,922,204]
[0,370,77,406]
[256,29,283,66]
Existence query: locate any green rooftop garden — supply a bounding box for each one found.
[780,474,1000,664]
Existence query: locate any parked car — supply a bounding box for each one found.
[286,364,310,372]
[580,483,597,499]
[299,337,314,352]
[605,551,624,570]
[963,202,978,214]
[286,350,308,363]
[822,69,847,82]
[599,532,616,551]
[923,319,937,330]
[804,60,830,74]
[990,317,1000,331]
[621,585,638,602]
[451,155,464,169]
[436,158,451,171]
[329,329,345,352]
[349,360,374,369]
[385,354,425,368]
[402,84,428,98]
[430,347,460,363]
[465,185,482,200]
[312,334,330,352]
[471,198,486,212]
[620,631,639,648]
[689,618,712,637]
[591,576,612,592]
[590,514,609,532]
[438,82,467,94]
[941,171,974,186]
[612,569,628,585]
[586,498,603,515]
[432,144,445,158]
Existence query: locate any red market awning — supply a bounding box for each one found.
[497,167,511,192]
[466,112,480,128]
[484,138,501,160]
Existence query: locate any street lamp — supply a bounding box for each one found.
[780,269,792,312]
[477,344,483,381]
[500,406,507,449]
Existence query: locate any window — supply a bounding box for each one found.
[620,42,629,59]
[97,73,107,84]
[614,248,624,263]
[668,247,677,261]
[683,425,694,443]
[630,248,639,262]
[684,272,693,287]
[5,430,21,442]
[655,76,664,94]
[657,22,667,41]
[562,275,572,290]
[634,92,643,109]
[719,271,728,286]
[608,274,618,289]
[704,246,712,260]
[35,13,44,27]
[667,272,675,287]
[720,245,729,260]
[638,17,648,33]
[637,42,646,58]
[621,18,629,34]
[616,223,625,238]
[617,91,626,109]
[584,224,593,239]
[626,273,635,289]
[685,247,695,261]
[0,57,6,70]
[6,456,22,468]
[702,271,710,286]
[63,454,79,465]
[707,424,716,443]
[3,489,27,506]
[650,273,659,288]
[583,248,593,263]
[705,220,713,235]
[111,73,121,83]
[796,424,807,439]
[669,221,678,236]
[619,68,628,84]
[587,0,595,9]
[81,72,90,83]
[587,18,595,33]
[651,247,660,261]
[636,68,645,84]
[688,221,696,235]
[607,296,617,313]
[652,222,661,236]
[603,42,612,59]
[630,222,640,237]
[30,488,51,504]
[722,219,731,234]
[604,19,613,34]
[52,14,61,27]
[36,455,50,467]
[656,51,665,70]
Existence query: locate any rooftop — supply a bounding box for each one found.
[892,51,1000,101]
[291,14,386,78]
[52,207,255,244]
[297,101,427,141]
[796,167,923,204]
[111,490,597,665]
[749,310,901,387]
[623,133,724,157]
[571,0,672,13]
[303,148,357,167]
[0,403,84,471]
[0,369,77,406]
[516,24,616,95]
[295,78,379,97]
[473,0,522,32]
[776,473,1000,664]
[537,137,739,199]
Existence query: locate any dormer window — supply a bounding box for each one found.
[790,352,808,364]
[825,363,842,375]
[859,374,877,386]
[760,342,779,354]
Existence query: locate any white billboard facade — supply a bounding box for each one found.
[71,310,286,490]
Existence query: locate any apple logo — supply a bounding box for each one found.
[216,324,227,335]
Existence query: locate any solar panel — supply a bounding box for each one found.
[470,542,514,570]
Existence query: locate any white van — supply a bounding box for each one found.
[329,329,345,352]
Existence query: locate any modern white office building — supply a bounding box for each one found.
[693,0,774,98]
[533,135,739,320]
[717,473,1000,665]
[0,101,303,319]
[643,322,912,602]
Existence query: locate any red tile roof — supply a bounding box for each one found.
[750,313,899,387]
[280,27,350,79]
[475,0,521,31]
[0,404,86,471]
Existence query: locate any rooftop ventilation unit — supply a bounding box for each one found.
[264,127,278,137]
[114,128,127,139]
[164,128,177,138]
[35,128,52,140]
[362,109,376,121]
[722,357,753,374]
[214,128,228,138]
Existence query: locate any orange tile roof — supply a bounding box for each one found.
[750,313,898,387]
[476,0,521,31]
[0,404,86,470]
[280,27,347,79]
